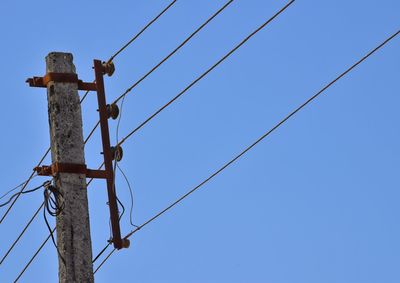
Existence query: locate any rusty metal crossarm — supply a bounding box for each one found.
[34,162,107,179]
[93,59,125,250]
[26,72,97,91]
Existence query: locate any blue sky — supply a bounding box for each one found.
[0,1,399,282]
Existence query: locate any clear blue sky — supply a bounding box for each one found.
[0,1,399,282]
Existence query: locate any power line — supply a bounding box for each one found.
[0,177,37,201]
[14,227,55,283]
[107,0,178,64]
[2,1,175,225]
[0,202,44,265]
[0,148,50,224]
[116,162,137,227]
[117,0,295,147]
[94,247,116,274]
[93,28,400,274]
[113,0,235,104]
[83,0,236,144]
[0,181,50,208]
[0,181,54,267]
[80,0,177,103]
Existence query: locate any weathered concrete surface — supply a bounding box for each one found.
[46,52,94,283]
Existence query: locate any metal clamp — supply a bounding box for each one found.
[102,61,115,77]
[34,162,107,179]
[26,72,97,91]
[107,103,119,120]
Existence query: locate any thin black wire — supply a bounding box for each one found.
[80,0,178,103]
[110,90,127,229]
[116,162,138,227]
[116,0,294,147]
[94,248,116,274]
[0,180,50,266]
[3,1,175,225]
[0,148,50,224]
[0,181,50,208]
[114,0,235,104]
[13,185,66,281]
[108,0,178,64]
[84,0,235,141]
[0,177,36,201]
[93,28,400,274]
[92,242,112,264]
[43,209,64,265]
[111,86,137,228]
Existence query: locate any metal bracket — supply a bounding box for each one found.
[26,72,97,91]
[93,59,126,250]
[34,162,107,179]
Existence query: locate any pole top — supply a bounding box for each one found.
[46,52,76,74]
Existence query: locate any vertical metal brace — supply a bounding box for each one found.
[93,60,128,250]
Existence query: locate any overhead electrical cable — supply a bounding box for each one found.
[80,0,178,103]
[83,0,236,143]
[116,0,295,147]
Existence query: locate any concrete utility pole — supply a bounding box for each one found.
[45,52,94,282]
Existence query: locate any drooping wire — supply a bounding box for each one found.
[116,162,138,227]
[0,180,50,266]
[0,176,37,201]
[111,88,127,226]
[0,180,50,208]
[0,148,50,224]
[43,183,65,265]
[93,162,137,267]
[113,87,137,227]
[93,28,400,274]
[3,1,176,225]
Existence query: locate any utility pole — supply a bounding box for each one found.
[45,52,94,282]
[27,52,127,281]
